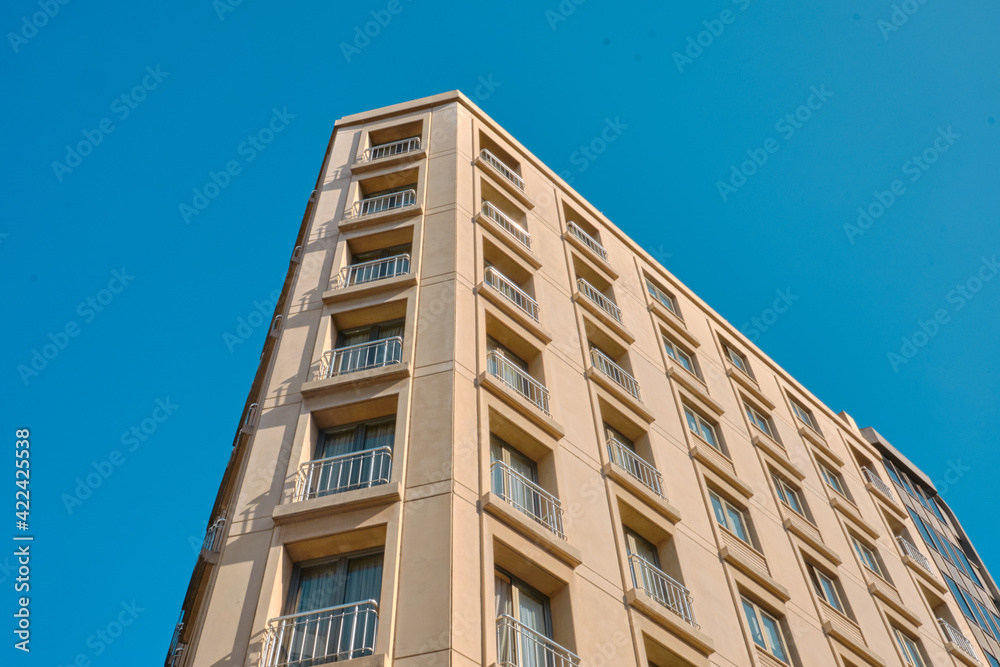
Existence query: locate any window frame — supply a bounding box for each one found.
[662,335,699,378]
[684,406,722,451]
[772,474,805,517]
[893,627,926,667]
[789,398,819,433]
[809,564,847,614]
[852,536,886,579]
[723,343,753,378]
[709,490,751,544]
[287,547,385,615]
[495,568,553,638]
[646,277,680,317]
[745,402,776,439]
[741,596,790,664]
[819,462,847,497]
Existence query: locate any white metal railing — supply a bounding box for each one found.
[482,201,531,250]
[168,643,186,667]
[566,221,608,261]
[608,438,663,497]
[862,467,896,500]
[484,267,539,321]
[350,189,416,217]
[496,615,579,667]
[491,460,564,538]
[577,278,623,323]
[242,402,259,434]
[166,616,184,667]
[319,337,403,379]
[590,348,642,402]
[480,149,525,191]
[202,516,226,553]
[261,601,378,667]
[897,537,934,572]
[361,136,420,162]
[294,447,392,501]
[629,554,697,628]
[486,350,550,414]
[938,618,979,662]
[335,254,410,289]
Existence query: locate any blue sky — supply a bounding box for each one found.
[3,0,999,664]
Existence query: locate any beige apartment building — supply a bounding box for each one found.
[166,91,999,667]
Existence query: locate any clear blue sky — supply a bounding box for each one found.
[3,1,998,664]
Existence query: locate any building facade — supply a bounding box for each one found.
[166,91,997,667]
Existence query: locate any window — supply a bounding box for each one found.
[893,627,926,667]
[883,459,904,487]
[745,403,775,439]
[308,418,395,497]
[953,544,983,587]
[930,497,947,523]
[772,475,805,516]
[495,570,552,645]
[684,407,721,450]
[663,336,698,376]
[646,278,679,316]
[945,575,978,624]
[742,597,789,663]
[819,462,847,496]
[975,600,998,639]
[334,319,405,372]
[809,565,846,613]
[933,528,954,563]
[852,537,885,578]
[986,653,1000,667]
[710,490,750,543]
[723,343,752,377]
[625,529,664,595]
[789,398,819,432]
[490,436,543,521]
[989,612,1000,643]
[906,509,937,552]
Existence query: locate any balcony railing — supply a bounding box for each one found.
[168,643,186,667]
[202,516,226,553]
[319,337,403,379]
[496,615,579,667]
[480,149,525,191]
[566,221,608,261]
[491,460,564,538]
[334,254,410,289]
[608,438,663,497]
[482,201,531,250]
[629,554,698,628]
[862,467,896,500]
[590,348,642,402]
[262,601,378,667]
[577,278,623,324]
[361,137,420,162]
[938,618,979,662]
[294,447,392,501]
[484,267,539,321]
[165,616,185,667]
[486,350,550,414]
[349,189,416,218]
[897,537,934,573]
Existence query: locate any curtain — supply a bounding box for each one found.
[316,428,357,497]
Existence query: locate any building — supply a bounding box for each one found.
[166,91,998,667]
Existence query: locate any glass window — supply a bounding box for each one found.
[745,403,775,438]
[883,459,904,487]
[723,344,752,376]
[853,538,885,578]
[954,546,983,587]
[945,575,978,623]
[663,336,698,376]
[742,597,789,663]
[490,436,541,519]
[810,565,846,613]
[773,475,804,516]
[789,399,819,432]
[820,463,846,496]
[495,570,552,640]
[710,490,750,543]
[930,497,947,523]
[893,627,926,667]
[989,612,1000,642]
[986,653,1000,667]
[646,278,679,315]
[684,407,720,450]
[309,418,395,497]
[934,529,954,564]
[974,600,997,639]
[907,509,938,552]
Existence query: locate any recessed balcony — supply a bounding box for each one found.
[342,189,419,229]
[480,148,525,192]
[862,467,898,505]
[590,347,642,402]
[577,278,622,324]
[896,536,933,572]
[261,601,378,667]
[318,337,403,380]
[629,554,697,628]
[201,516,225,555]
[496,615,579,667]
[482,201,531,251]
[938,618,980,664]
[294,447,392,501]
[607,437,662,497]
[484,266,539,322]
[491,459,564,539]
[360,136,420,163]
[332,254,410,290]
[566,221,608,262]
[486,350,550,415]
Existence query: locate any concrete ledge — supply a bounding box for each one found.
[752,433,806,480]
[902,555,947,593]
[480,491,582,567]
[585,367,654,423]
[866,580,922,627]
[301,363,411,398]
[340,203,422,232]
[477,371,564,438]
[720,545,791,602]
[477,282,552,344]
[667,364,723,415]
[864,481,907,520]
[603,462,681,524]
[562,230,618,280]
[322,273,417,305]
[726,367,775,410]
[799,425,844,466]
[310,653,388,667]
[649,300,700,348]
[350,147,427,174]
[474,212,541,269]
[823,620,886,667]
[946,642,981,667]
[574,292,636,345]
[273,482,402,525]
[625,588,715,656]
[829,495,880,539]
[474,155,535,208]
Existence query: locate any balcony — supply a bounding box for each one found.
[294,447,392,501]
[333,255,410,290]
[482,201,532,251]
[361,137,420,162]
[319,337,403,380]
[344,189,417,222]
[939,618,980,663]
[484,267,539,322]
[480,149,525,191]
[897,536,933,572]
[491,459,564,538]
[590,348,642,402]
[261,601,378,667]
[577,278,623,324]
[496,615,579,667]
[629,554,697,628]
[607,437,663,497]
[861,467,900,508]
[486,350,550,415]
[201,516,225,554]
[566,221,608,261]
